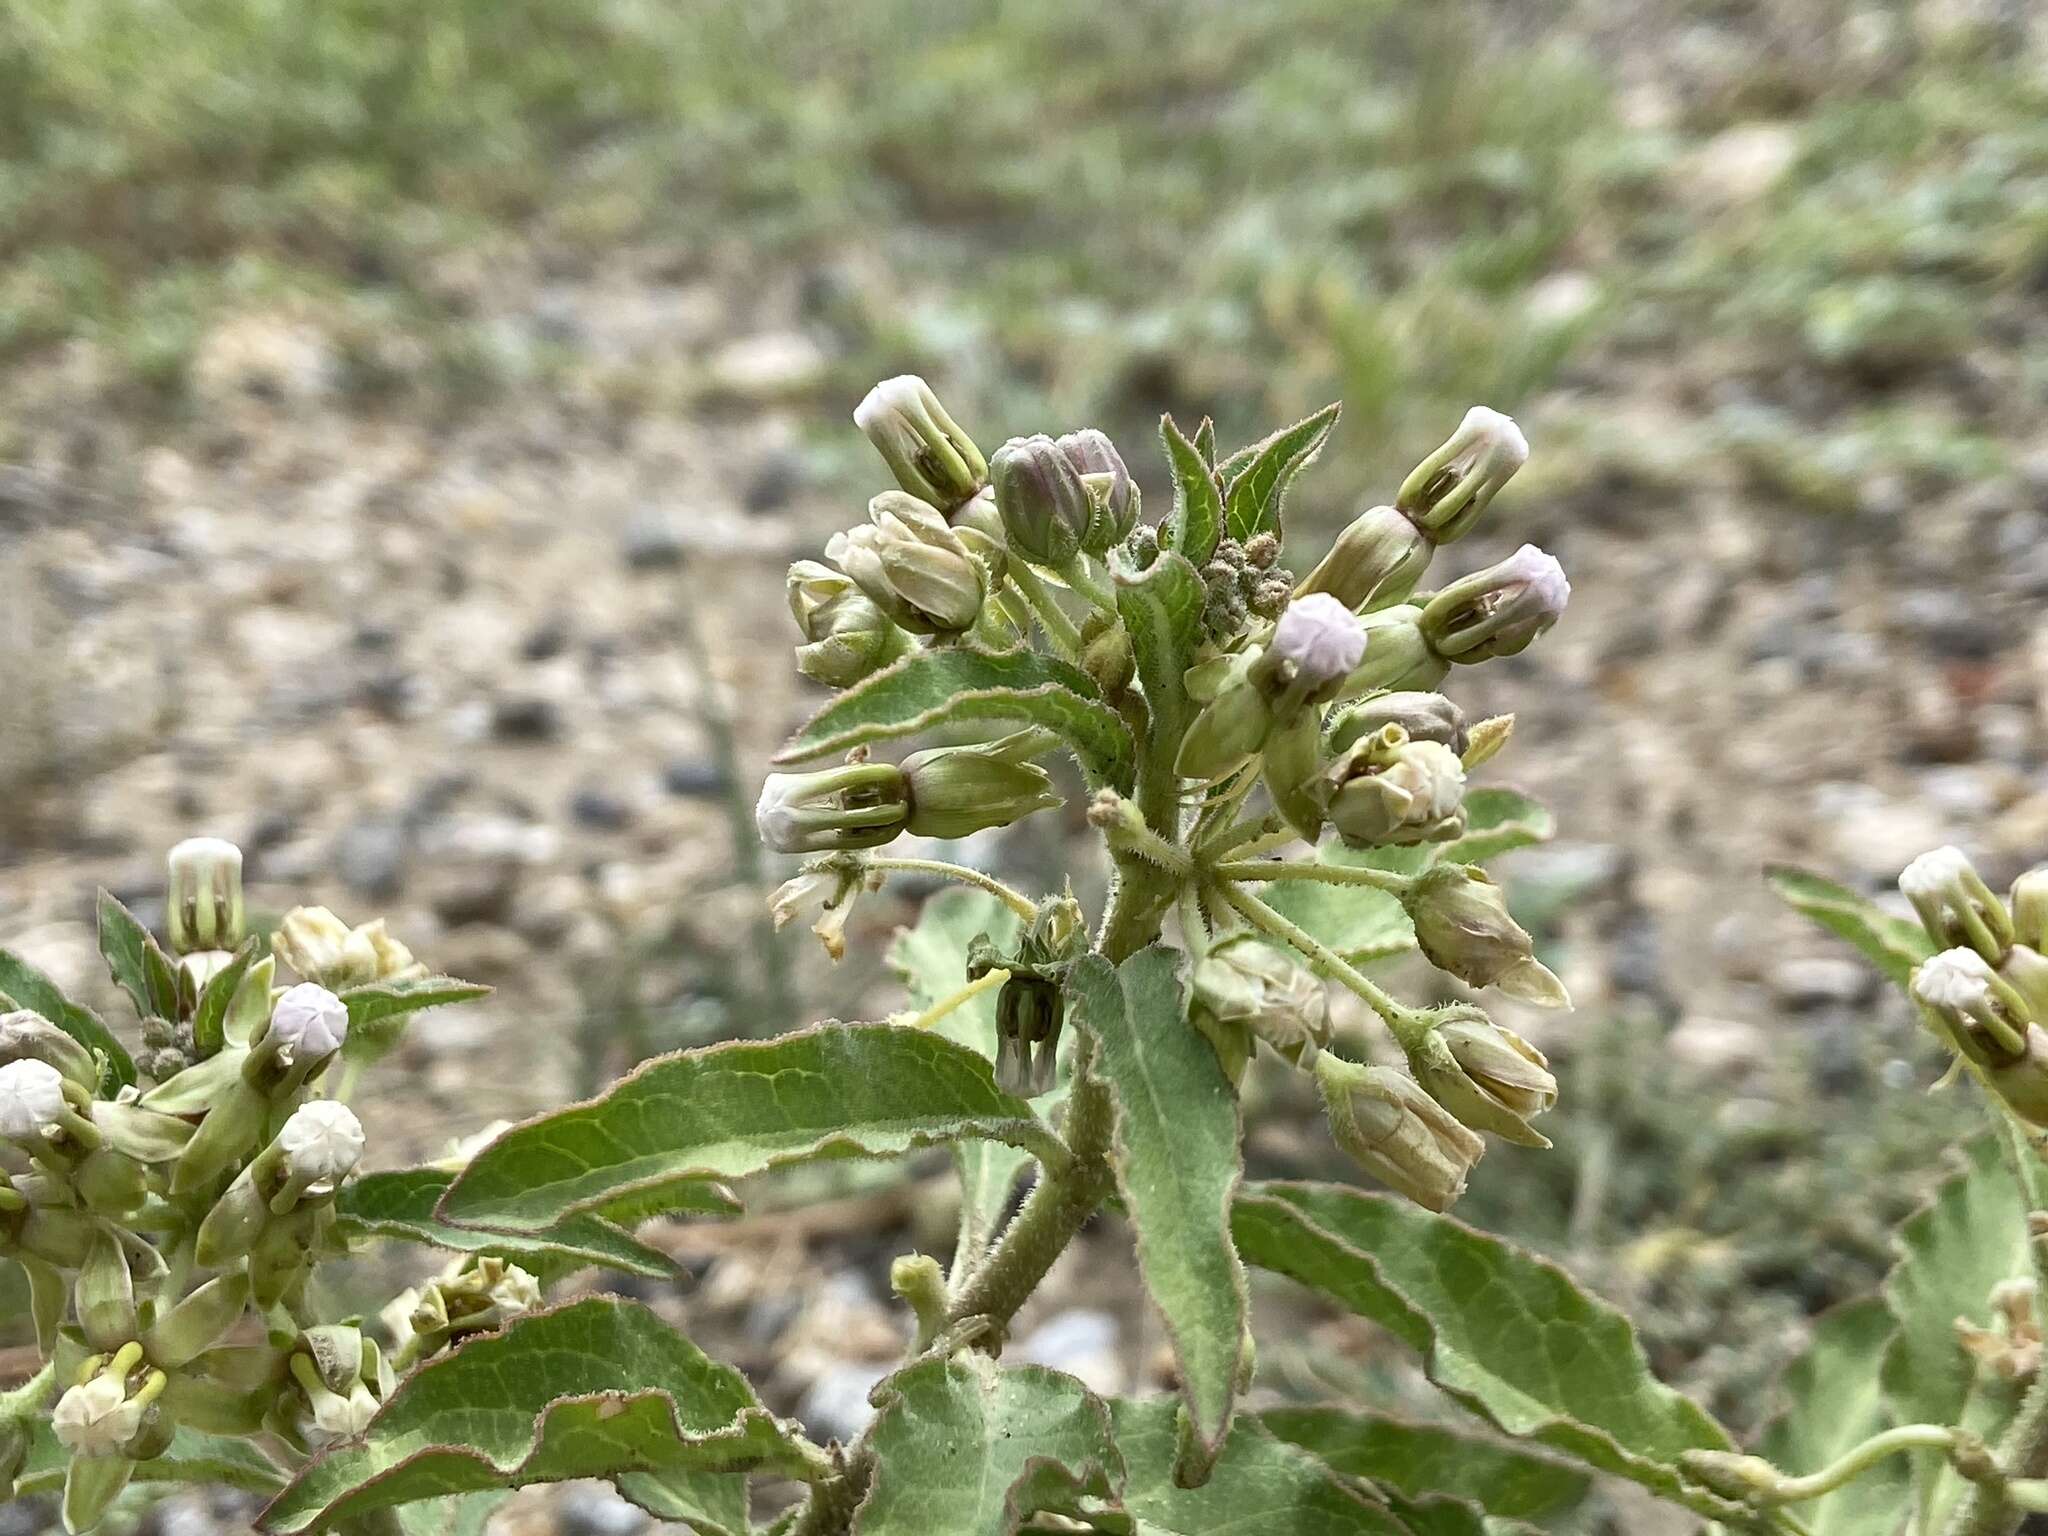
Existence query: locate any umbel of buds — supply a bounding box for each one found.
[1901,846,2013,966]
[165,836,245,956]
[1396,406,1529,543]
[829,494,987,636]
[1315,1056,1483,1213]
[1176,595,1366,781]
[855,375,987,511]
[992,434,1094,567]
[1419,545,1570,663]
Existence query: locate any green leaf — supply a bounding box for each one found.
[1882,1135,2028,1533]
[190,936,260,1060]
[617,1468,749,1536]
[1261,1407,1590,1522]
[336,1168,675,1278]
[438,1022,1063,1236]
[18,1422,288,1496]
[1160,415,1224,565]
[589,1177,747,1228]
[1221,402,1340,543]
[1113,549,1205,772]
[259,1297,814,1534]
[97,888,176,1021]
[1232,1183,1737,1505]
[1191,417,1217,467]
[1067,949,1246,1462]
[1437,788,1555,866]
[857,1356,1122,1535]
[1106,1397,1410,1535]
[0,946,135,1091]
[396,1494,507,1536]
[887,891,1038,1259]
[1758,1298,1907,1536]
[1260,880,1415,965]
[1766,865,1933,989]
[341,975,493,1064]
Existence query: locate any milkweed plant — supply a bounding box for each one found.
[2,378,2044,1535]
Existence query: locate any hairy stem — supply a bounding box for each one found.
[1208,858,1414,895]
[1946,1365,2048,1536]
[1007,565,1083,658]
[864,856,1039,922]
[1213,880,1428,1051]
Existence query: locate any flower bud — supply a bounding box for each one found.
[1260,710,1328,843]
[1328,692,1468,757]
[0,1009,99,1090]
[76,1147,147,1214]
[1321,730,1467,849]
[1080,614,1136,696]
[76,1229,140,1351]
[166,836,245,955]
[0,1058,72,1143]
[172,1078,268,1195]
[1405,866,1570,1007]
[1419,545,1569,663]
[788,560,905,689]
[1902,847,2013,966]
[1057,429,1140,552]
[755,761,911,854]
[854,375,987,510]
[1409,1013,1558,1147]
[1254,594,1367,710]
[1337,605,1450,698]
[1985,1023,2048,1129]
[991,434,1092,567]
[828,493,987,635]
[273,1099,365,1209]
[948,487,1011,586]
[1913,948,2033,1063]
[264,984,349,1068]
[994,973,1064,1097]
[1296,504,1433,611]
[900,744,1061,841]
[1315,1056,1483,1212]
[1191,937,1330,1073]
[1395,406,1529,543]
[271,907,364,989]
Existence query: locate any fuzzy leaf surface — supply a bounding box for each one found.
[1263,843,1422,963]
[1160,415,1223,564]
[1261,1406,1590,1521]
[1766,865,1933,988]
[336,1167,675,1277]
[886,891,1040,1259]
[1882,1134,2028,1533]
[1757,1297,1907,1536]
[1221,401,1339,543]
[1105,1397,1408,1534]
[1436,788,1554,865]
[0,945,135,1090]
[1113,548,1206,773]
[341,975,493,1063]
[774,649,1133,791]
[96,888,175,1022]
[438,1022,1061,1235]
[1232,1183,1736,1504]
[259,1297,810,1533]
[1067,949,1246,1461]
[855,1356,1121,1535]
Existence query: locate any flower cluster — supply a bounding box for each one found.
[760,378,1573,1210]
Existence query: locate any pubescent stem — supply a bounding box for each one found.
[1056,554,1120,615]
[862,855,1039,923]
[1947,1298,2048,1535]
[1090,795,1193,879]
[1006,565,1083,658]
[1212,879,1431,1053]
[1209,858,1415,896]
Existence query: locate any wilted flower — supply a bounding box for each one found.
[1057,428,1140,552]
[0,1058,71,1142]
[1321,730,1467,849]
[1395,406,1528,543]
[1901,846,2012,966]
[1296,504,1432,611]
[1410,1013,1558,1147]
[273,908,424,991]
[1191,937,1330,1079]
[1316,1056,1484,1212]
[1956,1279,2043,1382]
[166,836,245,955]
[1405,866,1570,1007]
[755,761,912,854]
[1419,545,1569,663]
[854,375,987,510]
[991,434,1093,567]
[828,493,987,635]
[770,865,865,962]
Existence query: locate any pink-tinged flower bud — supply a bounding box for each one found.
[1329,692,1468,757]
[828,493,987,636]
[1316,1056,1484,1212]
[1405,866,1570,1007]
[900,743,1061,841]
[991,434,1093,567]
[1191,936,1330,1077]
[1259,594,1367,706]
[854,375,987,510]
[1396,406,1529,542]
[1902,846,2012,965]
[1420,545,1569,663]
[1321,730,1467,850]
[1337,605,1451,698]
[166,836,245,955]
[1409,1011,1558,1147]
[1913,948,2032,1062]
[0,1059,70,1142]
[265,984,349,1067]
[755,762,911,854]
[1296,504,1433,611]
[1057,428,1140,552]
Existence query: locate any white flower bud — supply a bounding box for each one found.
[1266,594,1367,697]
[166,836,245,955]
[266,983,349,1065]
[1396,406,1529,542]
[278,1100,366,1189]
[1901,846,2012,964]
[1913,947,2000,1014]
[487,1264,542,1315]
[52,1374,146,1458]
[0,1058,69,1141]
[755,762,911,854]
[1913,947,2032,1062]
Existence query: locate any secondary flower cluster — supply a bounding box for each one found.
[0,839,527,1528]
[759,377,1575,1212]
